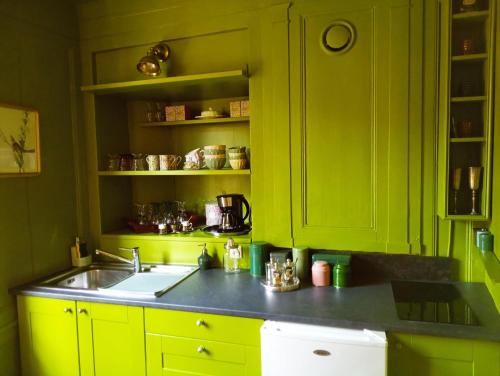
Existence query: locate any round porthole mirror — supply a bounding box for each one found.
[322,22,355,54]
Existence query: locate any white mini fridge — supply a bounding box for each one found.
[261,321,387,376]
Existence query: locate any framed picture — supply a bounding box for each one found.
[0,103,40,176]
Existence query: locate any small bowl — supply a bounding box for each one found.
[206,158,226,170]
[228,146,246,153]
[204,145,226,151]
[205,154,226,159]
[204,149,226,156]
[229,159,247,169]
[228,152,247,160]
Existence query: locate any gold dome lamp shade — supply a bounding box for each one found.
[136,42,171,77]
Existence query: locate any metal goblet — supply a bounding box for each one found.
[468,166,482,215]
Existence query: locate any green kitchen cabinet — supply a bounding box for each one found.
[437,0,496,220]
[17,296,146,376]
[145,308,263,376]
[388,332,500,376]
[289,0,422,252]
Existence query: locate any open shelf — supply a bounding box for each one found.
[139,116,249,128]
[452,10,490,20]
[450,137,486,143]
[101,228,252,242]
[450,96,487,102]
[81,69,249,101]
[451,53,488,62]
[98,169,251,176]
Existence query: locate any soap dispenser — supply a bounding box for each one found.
[197,243,212,270]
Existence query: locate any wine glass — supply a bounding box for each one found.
[469,167,482,215]
[451,168,462,214]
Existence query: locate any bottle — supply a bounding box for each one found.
[312,261,330,286]
[224,238,242,273]
[197,243,212,270]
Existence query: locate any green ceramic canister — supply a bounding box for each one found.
[333,264,350,288]
[292,246,309,281]
[478,232,493,252]
[249,241,268,277]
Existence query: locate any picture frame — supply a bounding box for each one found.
[0,103,40,176]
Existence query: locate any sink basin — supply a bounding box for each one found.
[37,263,198,297]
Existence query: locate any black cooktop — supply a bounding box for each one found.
[391,280,480,326]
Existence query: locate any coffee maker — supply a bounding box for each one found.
[216,194,251,232]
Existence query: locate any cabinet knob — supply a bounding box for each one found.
[197,346,205,354]
[196,320,205,327]
[78,308,88,315]
[63,308,72,313]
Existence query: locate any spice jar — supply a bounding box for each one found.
[312,261,330,287]
[333,264,350,288]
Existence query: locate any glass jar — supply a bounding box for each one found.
[224,238,242,273]
[107,154,120,171]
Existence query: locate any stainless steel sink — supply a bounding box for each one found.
[40,264,134,293]
[36,263,198,297]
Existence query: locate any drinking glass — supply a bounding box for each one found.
[451,168,462,214]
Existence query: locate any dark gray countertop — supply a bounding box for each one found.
[14,269,500,342]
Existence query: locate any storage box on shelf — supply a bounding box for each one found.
[438,0,496,220]
[82,69,251,243]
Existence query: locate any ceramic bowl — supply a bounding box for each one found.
[206,157,226,170]
[229,159,247,169]
[204,145,226,151]
[204,149,226,156]
[205,154,226,159]
[228,152,247,160]
[228,146,246,153]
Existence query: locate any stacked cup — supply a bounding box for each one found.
[204,145,226,169]
[228,146,247,169]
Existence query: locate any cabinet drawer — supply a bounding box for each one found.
[145,308,262,346]
[163,336,246,364]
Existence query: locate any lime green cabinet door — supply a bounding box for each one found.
[17,296,79,376]
[388,333,500,376]
[290,0,416,252]
[77,301,146,376]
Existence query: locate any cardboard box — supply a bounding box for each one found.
[230,101,241,117]
[240,100,250,117]
[165,106,176,122]
[175,105,190,120]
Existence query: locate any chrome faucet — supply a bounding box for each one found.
[95,247,142,273]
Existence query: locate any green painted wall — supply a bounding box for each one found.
[0,1,81,374]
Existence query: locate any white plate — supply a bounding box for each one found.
[194,115,225,119]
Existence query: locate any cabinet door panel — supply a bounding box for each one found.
[290,0,411,251]
[77,301,145,376]
[17,296,79,376]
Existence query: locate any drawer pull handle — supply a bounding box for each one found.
[78,308,87,315]
[197,346,206,354]
[196,320,205,327]
[313,350,331,356]
[63,308,72,314]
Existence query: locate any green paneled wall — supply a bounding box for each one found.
[0,1,80,374]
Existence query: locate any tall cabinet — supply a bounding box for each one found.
[438,0,496,220]
[289,0,421,252]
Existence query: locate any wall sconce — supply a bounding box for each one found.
[136,42,171,76]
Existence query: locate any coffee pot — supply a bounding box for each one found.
[216,194,251,231]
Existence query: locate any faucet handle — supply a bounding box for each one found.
[119,246,140,253]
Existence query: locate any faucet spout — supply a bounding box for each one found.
[95,247,142,273]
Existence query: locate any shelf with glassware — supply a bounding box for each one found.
[83,69,252,242]
[437,0,495,220]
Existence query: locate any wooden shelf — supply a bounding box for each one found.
[444,214,488,221]
[101,229,251,242]
[452,10,489,20]
[450,96,487,102]
[451,53,488,62]
[139,117,249,128]
[98,169,250,176]
[81,69,249,101]
[450,137,485,143]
